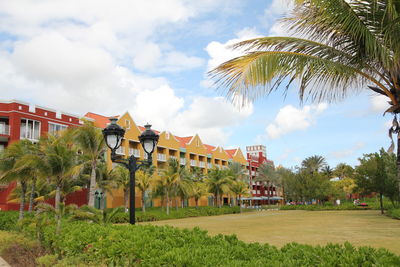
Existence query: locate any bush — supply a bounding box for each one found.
[0,211,19,231]
[110,206,246,223]
[387,208,400,220]
[33,222,400,266]
[279,199,396,211]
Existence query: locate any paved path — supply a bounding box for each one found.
[0,257,10,267]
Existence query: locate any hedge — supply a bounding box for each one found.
[387,208,400,220]
[33,222,400,266]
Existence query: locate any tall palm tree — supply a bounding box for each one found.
[111,165,130,212]
[73,121,106,207]
[135,166,155,212]
[190,181,208,208]
[301,155,327,174]
[0,140,38,219]
[205,168,232,208]
[227,162,248,182]
[156,159,182,215]
[230,180,249,213]
[211,0,400,194]
[334,163,355,180]
[256,162,277,205]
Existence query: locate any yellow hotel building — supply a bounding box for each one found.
[85,111,248,208]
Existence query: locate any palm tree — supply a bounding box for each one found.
[230,180,249,213]
[211,0,400,194]
[72,205,123,225]
[205,168,232,208]
[111,165,130,212]
[190,181,208,208]
[156,159,182,215]
[0,140,38,220]
[256,162,277,205]
[301,155,327,174]
[174,167,193,209]
[321,165,334,179]
[135,166,155,212]
[73,121,106,207]
[227,162,248,182]
[334,163,355,180]
[35,202,78,235]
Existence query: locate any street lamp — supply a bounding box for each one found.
[102,118,159,224]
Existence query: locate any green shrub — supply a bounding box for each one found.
[0,211,19,231]
[387,208,400,220]
[279,199,396,211]
[32,222,400,266]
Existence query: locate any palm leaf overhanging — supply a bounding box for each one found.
[210,0,400,193]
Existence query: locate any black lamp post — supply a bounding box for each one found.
[102,118,159,224]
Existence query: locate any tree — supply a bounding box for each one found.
[227,162,248,182]
[73,121,106,207]
[321,165,334,179]
[111,165,130,212]
[205,168,231,208]
[135,166,155,212]
[301,156,327,174]
[256,162,277,205]
[190,181,208,208]
[334,163,354,180]
[230,180,249,212]
[355,149,399,214]
[210,0,400,196]
[156,158,182,214]
[0,140,39,220]
[35,202,78,235]
[72,205,123,225]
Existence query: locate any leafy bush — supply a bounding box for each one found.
[111,206,247,223]
[0,211,19,231]
[34,222,400,266]
[387,208,400,220]
[279,199,395,211]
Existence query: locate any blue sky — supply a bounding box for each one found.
[0,0,391,168]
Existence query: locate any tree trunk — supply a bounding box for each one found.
[19,182,27,220]
[397,132,400,200]
[214,194,217,207]
[379,192,384,214]
[56,215,61,235]
[55,184,61,212]
[166,191,170,215]
[195,198,199,208]
[142,191,146,212]
[181,198,184,208]
[124,189,129,213]
[217,192,220,208]
[267,181,271,206]
[239,195,242,213]
[88,161,97,207]
[28,178,36,212]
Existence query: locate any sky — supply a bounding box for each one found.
[0,0,392,169]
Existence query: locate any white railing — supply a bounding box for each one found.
[180,158,186,165]
[116,146,125,155]
[0,125,9,135]
[128,148,140,157]
[190,160,197,167]
[169,155,177,160]
[157,153,166,162]
[252,190,257,194]
[207,163,212,169]
[199,161,205,168]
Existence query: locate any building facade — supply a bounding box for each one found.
[85,111,248,208]
[0,100,82,210]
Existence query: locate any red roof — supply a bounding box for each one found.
[175,136,193,148]
[138,125,160,134]
[84,112,118,128]
[225,149,237,158]
[204,144,216,153]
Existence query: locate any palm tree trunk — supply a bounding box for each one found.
[56,214,61,235]
[28,178,36,212]
[397,132,400,200]
[142,191,146,212]
[195,198,199,208]
[267,181,271,206]
[55,184,61,212]
[19,182,27,220]
[239,194,242,213]
[379,192,384,214]
[88,161,97,207]
[181,198,184,208]
[217,192,220,208]
[124,189,129,213]
[166,191,170,215]
[175,198,179,210]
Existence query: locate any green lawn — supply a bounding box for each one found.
[145,210,400,254]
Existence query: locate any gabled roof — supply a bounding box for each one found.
[175,136,193,148]
[84,112,118,128]
[203,144,216,153]
[138,125,160,135]
[225,149,238,158]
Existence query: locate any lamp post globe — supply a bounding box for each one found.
[102,118,125,151]
[139,124,159,159]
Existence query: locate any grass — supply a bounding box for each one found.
[145,210,400,255]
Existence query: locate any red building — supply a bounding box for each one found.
[246,145,281,206]
[0,100,83,210]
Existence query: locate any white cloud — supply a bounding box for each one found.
[328,142,365,159]
[264,0,294,36]
[370,95,390,113]
[266,103,328,139]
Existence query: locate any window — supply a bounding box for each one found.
[20,119,41,140]
[48,123,67,136]
[0,144,4,152]
[125,120,130,129]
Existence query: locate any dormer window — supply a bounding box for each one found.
[126,120,130,129]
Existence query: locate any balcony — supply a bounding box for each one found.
[180,158,186,165]
[129,148,140,157]
[169,155,177,160]
[190,159,197,167]
[207,163,212,169]
[157,153,166,162]
[115,146,125,155]
[198,161,205,168]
